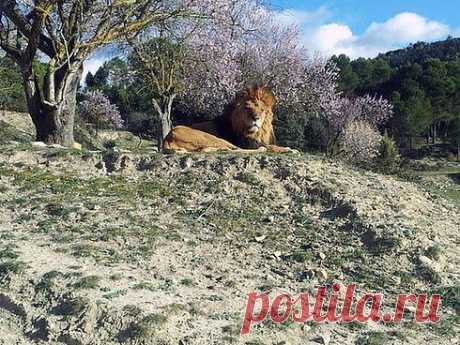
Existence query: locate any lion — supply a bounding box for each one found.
[164,86,294,153]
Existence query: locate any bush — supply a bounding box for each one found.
[0,57,28,112]
[124,111,158,138]
[340,120,382,163]
[304,117,329,153]
[78,91,124,131]
[375,131,401,173]
[275,110,308,150]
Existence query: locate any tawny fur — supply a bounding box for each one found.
[164,126,238,152]
[164,86,293,153]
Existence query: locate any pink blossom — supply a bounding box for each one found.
[78,91,124,129]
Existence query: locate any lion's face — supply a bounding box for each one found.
[242,99,271,134]
[231,86,276,138]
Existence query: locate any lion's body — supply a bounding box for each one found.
[163,126,238,153]
[164,86,292,153]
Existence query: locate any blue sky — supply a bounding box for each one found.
[271,1,459,34]
[270,0,460,58]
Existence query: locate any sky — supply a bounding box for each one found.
[83,0,460,80]
[270,0,460,58]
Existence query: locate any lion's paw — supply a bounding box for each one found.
[288,147,300,154]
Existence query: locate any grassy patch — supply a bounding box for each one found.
[0,246,24,281]
[427,314,459,337]
[132,282,156,292]
[0,246,19,260]
[74,275,101,289]
[45,203,75,219]
[443,189,460,207]
[346,321,366,331]
[0,120,33,144]
[102,289,128,300]
[432,285,459,312]
[355,331,388,345]
[416,168,460,207]
[126,313,168,340]
[180,278,194,287]
[289,250,313,263]
[0,260,26,278]
[2,167,173,202]
[71,243,98,258]
[236,172,259,185]
[349,264,388,290]
[36,270,64,291]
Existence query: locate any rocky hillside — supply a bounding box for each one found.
[0,140,458,345]
[0,112,459,345]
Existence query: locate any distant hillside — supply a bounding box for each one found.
[377,37,460,67]
[332,37,460,150]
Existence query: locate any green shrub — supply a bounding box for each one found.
[375,131,400,174]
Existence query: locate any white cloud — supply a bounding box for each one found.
[308,23,355,56]
[360,13,449,47]
[289,11,455,58]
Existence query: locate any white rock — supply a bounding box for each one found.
[255,235,266,243]
[32,141,47,149]
[419,255,433,266]
[72,142,83,150]
[49,144,65,149]
[419,255,442,273]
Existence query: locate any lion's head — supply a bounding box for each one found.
[224,86,276,145]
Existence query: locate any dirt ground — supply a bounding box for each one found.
[0,140,458,345]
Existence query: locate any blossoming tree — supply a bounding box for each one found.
[78,91,124,132]
[178,1,393,155]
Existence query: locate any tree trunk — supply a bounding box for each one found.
[158,115,172,152]
[152,95,175,152]
[32,102,76,146]
[22,62,82,146]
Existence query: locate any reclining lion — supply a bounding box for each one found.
[164,86,295,153]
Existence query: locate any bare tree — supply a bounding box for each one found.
[0,0,195,146]
[127,33,186,151]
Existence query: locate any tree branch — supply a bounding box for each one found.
[0,0,56,57]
